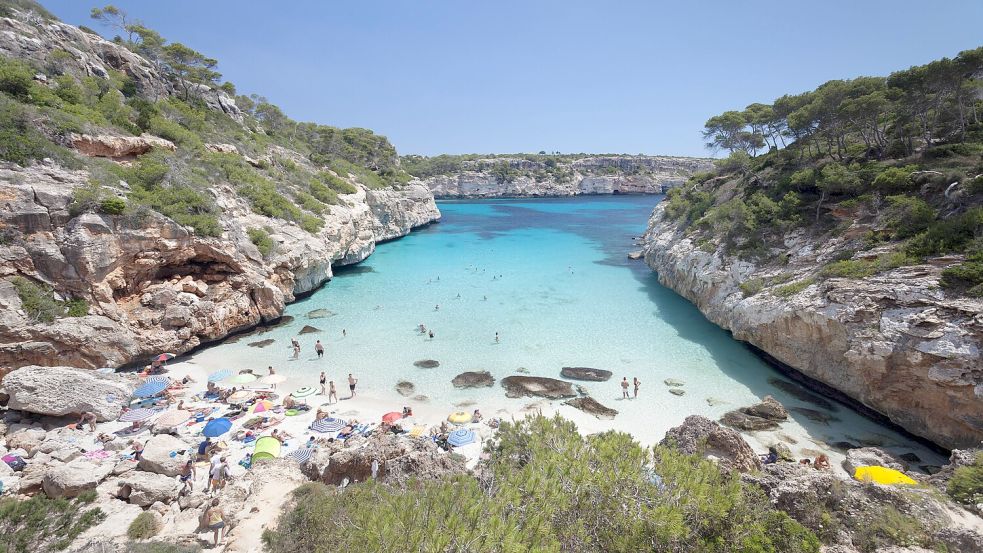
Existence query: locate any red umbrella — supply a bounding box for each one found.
[156,353,175,362]
[381,412,402,424]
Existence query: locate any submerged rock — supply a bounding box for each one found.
[662,415,761,473]
[706,397,727,406]
[413,359,440,369]
[306,309,335,319]
[565,397,618,420]
[742,396,788,421]
[452,371,495,389]
[412,394,429,402]
[668,388,686,396]
[767,379,836,411]
[664,378,685,387]
[501,376,576,399]
[298,325,321,335]
[560,367,612,382]
[247,338,275,348]
[395,381,415,397]
[789,407,839,425]
[4,365,134,421]
[720,396,788,431]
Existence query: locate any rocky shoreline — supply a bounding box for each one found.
[642,202,983,450]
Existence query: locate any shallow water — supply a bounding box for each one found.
[186,196,944,466]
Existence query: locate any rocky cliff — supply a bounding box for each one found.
[418,155,713,198]
[642,203,983,450]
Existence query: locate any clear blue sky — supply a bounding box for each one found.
[42,1,983,157]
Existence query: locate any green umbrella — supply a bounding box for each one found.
[291,386,317,398]
[226,373,257,385]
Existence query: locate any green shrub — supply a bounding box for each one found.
[821,252,916,279]
[247,227,274,257]
[947,453,983,507]
[264,414,819,553]
[308,179,339,205]
[774,278,816,298]
[64,298,89,317]
[99,196,127,215]
[905,207,983,258]
[872,165,917,192]
[127,512,160,540]
[740,277,765,297]
[853,504,933,553]
[320,172,357,194]
[148,115,201,148]
[0,494,105,551]
[0,57,35,101]
[882,195,936,239]
[941,253,983,297]
[11,276,63,323]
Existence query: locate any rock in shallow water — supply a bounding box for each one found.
[669,388,686,396]
[560,367,612,382]
[720,410,778,431]
[306,308,335,319]
[298,325,321,335]
[789,407,839,425]
[664,378,685,387]
[247,338,275,348]
[767,378,835,411]
[395,381,415,397]
[452,371,495,388]
[413,359,440,369]
[662,415,761,473]
[501,376,576,399]
[565,397,618,420]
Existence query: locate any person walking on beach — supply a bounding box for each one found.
[633,377,640,398]
[209,456,229,493]
[205,498,225,547]
[292,338,300,359]
[495,332,500,343]
[268,366,275,375]
[179,459,196,495]
[328,380,338,404]
[315,340,324,358]
[319,371,326,394]
[348,373,358,398]
[621,377,630,399]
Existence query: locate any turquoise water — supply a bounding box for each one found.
[187,196,942,464]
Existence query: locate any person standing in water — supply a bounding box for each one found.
[267,366,275,375]
[315,340,324,358]
[435,304,440,311]
[348,373,358,398]
[428,330,434,339]
[621,377,630,399]
[328,380,338,404]
[342,329,346,337]
[633,377,640,398]
[319,371,326,394]
[495,332,499,343]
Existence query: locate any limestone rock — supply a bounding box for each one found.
[413,359,440,369]
[395,381,415,397]
[70,133,176,159]
[42,459,114,498]
[664,378,685,387]
[3,366,133,421]
[560,367,612,381]
[843,447,907,474]
[720,396,788,431]
[298,325,320,335]
[138,434,191,476]
[742,396,788,421]
[500,376,576,399]
[303,434,464,486]
[205,143,238,154]
[5,427,46,454]
[118,470,182,506]
[565,397,618,420]
[451,371,495,389]
[661,415,761,473]
[669,388,686,396]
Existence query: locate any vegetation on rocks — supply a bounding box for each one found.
[663,47,983,294]
[11,276,88,322]
[947,452,983,508]
[126,511,160,540]
[264,415,819,553]
[0,493,104,552]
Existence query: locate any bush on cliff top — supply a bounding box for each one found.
[0,494,105,551]
[263,414,819,553]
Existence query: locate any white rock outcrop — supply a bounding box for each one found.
[2,365,134,421]
[42,458,114,498]
[138,434,191,476]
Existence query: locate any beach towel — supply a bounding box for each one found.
[409,425,427,438]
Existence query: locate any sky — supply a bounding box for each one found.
[42,1,983,158]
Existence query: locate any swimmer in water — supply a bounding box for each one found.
[428,330,435,339]
[435,304,440,311]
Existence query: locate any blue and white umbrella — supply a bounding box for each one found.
[286,448,314,463]
[133,381,167,398]
[310,418,345,433]
[447,428,476,447]
[208,370,232,382]
[118,408,156,422]
[144,375,170,384]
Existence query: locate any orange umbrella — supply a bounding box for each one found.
[249,400,275,414]
[381,412,402,424]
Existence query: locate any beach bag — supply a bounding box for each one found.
[2,455,26,472]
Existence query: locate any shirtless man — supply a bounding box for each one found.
[77,411,97,432]
[621,377,630,399]
[348,373,358,398]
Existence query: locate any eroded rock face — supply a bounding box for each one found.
[70,133,175,159]
[420,156,713,198]
[560,367,613,382]
[118,470,182,506]
[661,415,761,473]
[565,397,618,420]
[643,202,983,449]
[3,365,133,421]
[302,434,464,486]
[451,371,495,389]
[42,459,114,498]
[501,375,576,399]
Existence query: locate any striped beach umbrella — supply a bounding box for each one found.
[310,417,345,433]
[156,353,176,362]
[286,448,314,463]
[447,428,476,447]
[227,390,254,404]
[119,408,156,422]
[291,386,317,398]
[133,381,167,398]
[144,375,169,384]
[153,409,190,428]
[207,370,232,382]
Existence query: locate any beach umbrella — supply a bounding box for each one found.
[153,409,190,428]
[447,428,476,447]
[208,370,232,382]
[144,375,170,384]
[249,400,275,414]
[227,390,254,404]
[158,353,176,361]
[118,408,156,423]
[310,417,345,433]
[381,412,402,424]
[133,381,167,398]
[291,386,317,398]
[260,374,287,385]
[225,373,257,385]
[286,448,314,463]
[853,466,917,486]
[447,411,471,424]
[202,418,233,437]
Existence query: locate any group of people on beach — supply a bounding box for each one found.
[621,377,642,398]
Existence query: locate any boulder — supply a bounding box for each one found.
[70,133,176,158]
[306,309,334,319]
[843,447,907,474]
[560,367,612,382]
[669,388,686,396]
[413,359,440,369]
[303,434,464,487]
[138,434,190,476]
[565,397,618,420]
[395,381,415,397]
[42,459,114,498]
[742,396,788,421]
[664,378,685,387]
[719,410,779,431]
[501,376,576,399]
[298,325,320,335]
[451,371,495,389]
[661,415,761,473]
[247,338,276,348]
[3,366,134,421]
[5,427,46,453]
[119,470,182,506]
